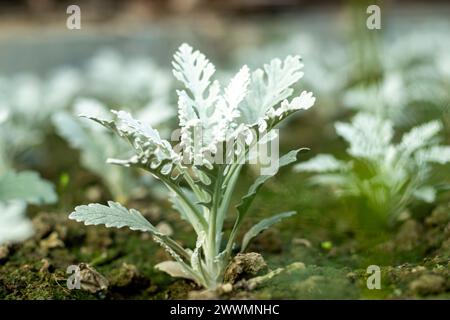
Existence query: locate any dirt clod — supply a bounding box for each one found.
[425,205,450,227]
[188,289,219,300]
[223,252,268,284]
[395,220,423,251]
[409,274,447,296]
[109,262,150,292]
[39,231,64,251]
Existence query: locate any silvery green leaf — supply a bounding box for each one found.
[416,146,450,165]
[241,211,296,252]
[0,201,33,245]
[45,68,83,111]
[173,43,216,98]
[73,98,112,126]
[239,55,304,126]
[191,231,206,274]
[399,120,442,154]
[169,189,208,235]
[413,186,436,203]
[53,110,138,201]
[343,73,408,123]
[223,65,250,115]
[0,171,57,205]
[275,91,316,117]
[170,189,204,220]
[154,261,196,281]
[82,110,179,175]
[310,173,352,187]
[69,201,157,233]
[294,154,346,172]
[136,101,174,127]
[335,113,394,159]
[86,50,172,107]
[53,112,108,174]
[209,65,250,145]
[173,44,251,160]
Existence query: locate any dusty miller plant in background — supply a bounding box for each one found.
[0,125,57,249]
[0,70,81,170]
[52,51,175,202]
[69,43,315,289]
[0,171,57,245]
[295,112,450,225]
[0,90,58,245]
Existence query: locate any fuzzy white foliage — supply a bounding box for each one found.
[295,112,450,219]
[335,113,394,159]
[70,43,315,289]
[173,44,251,160]
[52,100,141,201]
[52,49,175,201]
[172,43,315,162]
[86,49,172,108]
[0,170,57,245]
[343,73,408,123]
[416,146,450,165]
[0,201,33,245]
[69,201,158,232]
[0,69,82,169]
[399,120,442,155]
[294,154,346,172]
[0,171,57,205]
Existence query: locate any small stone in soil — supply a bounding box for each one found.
[223,252,268,284]
[110,262,150,292]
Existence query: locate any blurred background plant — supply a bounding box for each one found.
[52,50,175,203]
[295,113,450,231]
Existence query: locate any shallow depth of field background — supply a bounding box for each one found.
[0,0,449,299]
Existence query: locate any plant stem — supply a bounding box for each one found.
[206,166,224,274]
[154,171,208,232]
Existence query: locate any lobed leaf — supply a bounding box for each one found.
[399,120,442,154]
[239,55,304,126]
[69,201,157,233]
[335,113,394,160]
[294,154,346,173]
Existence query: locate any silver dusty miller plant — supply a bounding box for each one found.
[0,97,57,245]
[295,112,450,224]
[69,43,315,289]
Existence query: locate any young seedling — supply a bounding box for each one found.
[69,43,315,289]
[295,112,450,225]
